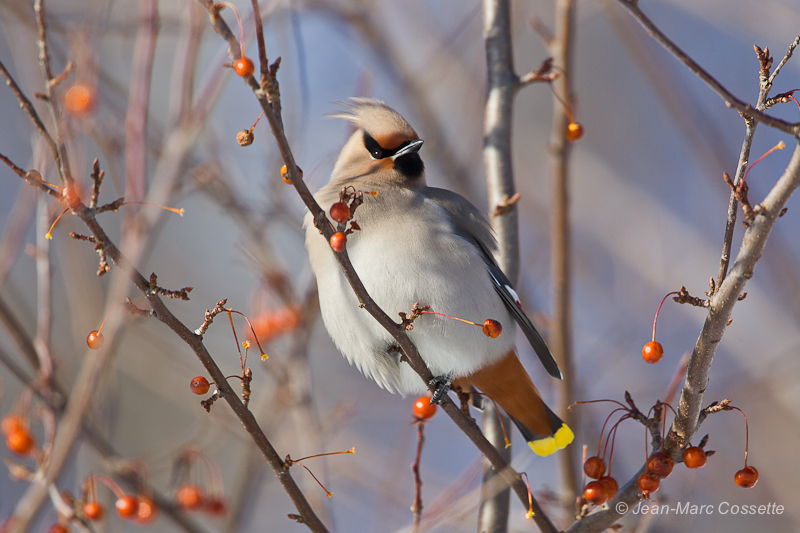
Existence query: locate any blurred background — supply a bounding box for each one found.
[0,0,799,531]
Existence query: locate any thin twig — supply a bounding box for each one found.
[613,0,799,136]
[410,421,425,533]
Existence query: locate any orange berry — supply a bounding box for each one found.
[176,484,203,509]
[1,415,25,436]
[48,525,69,533]
[637,472,660,495]
[482,319,502,338]
[63,83,95,116]
[583,480,608,505]
[83,500,104,521]
[233,57,255,77]
[280,164,303,184]
[136,496,158,524]
[598,476,618,499]
[115,494,139,518]
[413,395,437,420]
[330,232,346,253]
[87,330,105,350]
[583,456,606,479]
[683,446,707,469]
[565,121,584,142]
[6,428,35,455]
[646,451,674,478]
[329,202,350,224]
[642,341,663,364]
[735,465,758,488]
[190,376,210,395]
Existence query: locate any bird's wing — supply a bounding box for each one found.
[419,187,562,380]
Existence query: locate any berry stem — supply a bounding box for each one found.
[249,110,264,133]
[741,141,786,185]
[97,301,119,335]
[420,310,480,327]
[45,207,69,239]
[121,201,184,216]
[597,408,627,457]
[520,472,535,519]
[728,406,750,466]
[602,414,630,471]
[226,309,268,361]
[652,291,679,343]
[289,447,355,463]
[95,474,127,499]
[221,2,247,57]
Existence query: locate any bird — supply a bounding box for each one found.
[304,98,573,456]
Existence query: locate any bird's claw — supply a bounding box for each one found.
[428,375,452,405]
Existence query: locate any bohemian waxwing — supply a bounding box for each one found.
[304,98,573,456]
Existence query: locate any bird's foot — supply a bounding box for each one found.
[428,375,452,405]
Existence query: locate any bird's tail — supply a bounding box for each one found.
[455,350,573,457]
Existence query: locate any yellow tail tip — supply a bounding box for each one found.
[528,423,574,457]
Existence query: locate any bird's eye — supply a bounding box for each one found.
[371,148,382,159]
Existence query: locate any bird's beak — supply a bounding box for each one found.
[393,139,423,159]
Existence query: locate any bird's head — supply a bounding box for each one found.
[329,98,425,187]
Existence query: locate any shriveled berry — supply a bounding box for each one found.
[329,202,350,224]
[412,395,437,420]
[482,319,502,338]
[136,496,158,524]
[598,476,618,499]
[6,428,35,455]
[683,446,707,469]
[83,500,104,521]
[236,129,254,146]
[735,466,758,488]
[647,451,674,478]
[190,376,210,395]
[87,330,105,349]
[583,456,606,479]
[330,232,346,253]
[116,495,139,518]
[583,480,608,505]
[642,341,663,364]
[205,497,228,516]
[176,484,203,509]
[637,472,660,494]
[566,121,584,142]
[233,57,255,77]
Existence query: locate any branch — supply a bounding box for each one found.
[613,0,800,136]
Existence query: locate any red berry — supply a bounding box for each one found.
[6,428,35,455]
[583,456,606,479]
[48,525,69,533]
[116,494,139,518]
[566,121,584,142]
[330,232,346,253]
[1,415,25,436]
[413,396,437,420]
[735,466,758,488]
[683,446,707,469]
[637,472,660,495]
[642,341,663,364]
[482,319,502,338]
[64,83,95,116]
[136,496,158,524]
[205,497,228,516]
[190,376,210,395]
[583,480,608,505]
[176,484,204,509]
[598,476,618,500]
[329,202,350,224]
[84,500,104,521]
[233,57,255,77]
[646,451,674,478]
[87,330,105,350]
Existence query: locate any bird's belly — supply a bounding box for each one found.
[312,211,516,395]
